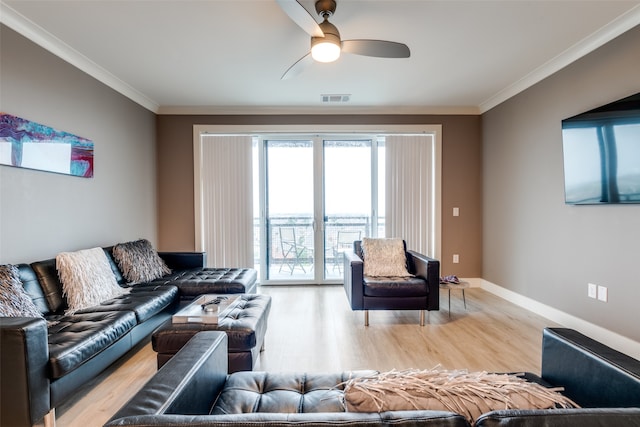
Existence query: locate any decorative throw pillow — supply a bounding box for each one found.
[112,239,171,284]
[56,247,127,314]
[0,264,44,318]
[343,369,579,424]
[361,237,412,277]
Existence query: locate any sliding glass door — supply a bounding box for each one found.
[264,140,315,280]
[323,139,378,279]
[259,136,382,284]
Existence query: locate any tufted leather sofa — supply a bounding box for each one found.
[106,328,640,427]
[0,245,258,427]
[106,332,470,427]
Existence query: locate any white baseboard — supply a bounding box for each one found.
[461,277,640,361]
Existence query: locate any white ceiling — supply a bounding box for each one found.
[2,0,640,114]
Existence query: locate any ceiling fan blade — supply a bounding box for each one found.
[281,52,314,80]
[342,40,410,58]
[276,0,324,38]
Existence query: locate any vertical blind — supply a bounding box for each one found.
[385,135,435,256]
[199,135,254,268]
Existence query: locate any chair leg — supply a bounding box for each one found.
[364,310,369,326]
[44,408,56,427]
[420,310,425,326]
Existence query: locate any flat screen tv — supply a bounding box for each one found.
[562,92,640,204]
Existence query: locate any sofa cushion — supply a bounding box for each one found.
[76,284,178,323]
[361,238,412,277]
[16,263,51,314]
[211,371,373,414]
[56,247,127,314]
[343,369,578,425]
[30,258,67,313]
[363,276,428,297]
[112,239,171,284]
[0,264,44,318]
[47,310,137,379]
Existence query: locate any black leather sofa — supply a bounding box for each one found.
[106,327,640,426]
[0,246,257,427]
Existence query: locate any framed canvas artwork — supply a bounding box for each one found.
[0,113,93,178]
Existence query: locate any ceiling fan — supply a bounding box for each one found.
[276,0,411,79]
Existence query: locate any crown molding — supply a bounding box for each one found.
[0,1,160,113]
[479,4,640,114]
[157,105,481,116]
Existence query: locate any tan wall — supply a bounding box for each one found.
[157,114,482,277]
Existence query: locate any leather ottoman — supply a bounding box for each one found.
[151,294,271,373]
[155,268,258,297]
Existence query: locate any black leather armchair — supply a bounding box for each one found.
[343,240,440,326]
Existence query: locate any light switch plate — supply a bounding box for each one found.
[597,285,608,302]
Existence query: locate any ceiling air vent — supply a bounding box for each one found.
[321,94,351,103]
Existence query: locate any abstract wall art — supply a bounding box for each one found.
[0,113,93,178]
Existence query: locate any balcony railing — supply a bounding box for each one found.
[253,215,384,280]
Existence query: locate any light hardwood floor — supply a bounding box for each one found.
[46,285,559,427]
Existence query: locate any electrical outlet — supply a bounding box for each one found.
[453,207,459,217]
[453,254,459,263]
[597,285,608,302]
[588,283,597,299]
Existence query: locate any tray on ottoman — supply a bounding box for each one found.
[153,293,271,373]
[172,295,240,324]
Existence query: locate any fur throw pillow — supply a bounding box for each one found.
[361,237,412,277]
[56,247,126,314]
[0,264,44,318]
[112,239,171,284]
[343,368,579,424]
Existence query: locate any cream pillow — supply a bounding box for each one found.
[361,237,412,277]
[56,247,127,314]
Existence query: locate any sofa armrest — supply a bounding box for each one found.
[0,317,50,427]
[541,327,640,408]
[107,331,228,423]
[343,249,364,310]
[158,252,206,270]
[407,250,440,311]
[476,407,640,427]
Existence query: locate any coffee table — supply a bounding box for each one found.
[439,281,470,317]
[152,293,271,373]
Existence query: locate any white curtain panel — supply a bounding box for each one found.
[199,135,254,268]
[385,135,435,256]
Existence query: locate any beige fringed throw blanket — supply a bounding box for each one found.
[342,368,579,425]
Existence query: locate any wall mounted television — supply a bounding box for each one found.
[562,92,640,204]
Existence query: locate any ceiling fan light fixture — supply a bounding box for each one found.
[311,37,341,62]
[311,18,341,63]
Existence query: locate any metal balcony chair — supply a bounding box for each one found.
[278,227,308,274]
[332,230,362,273]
